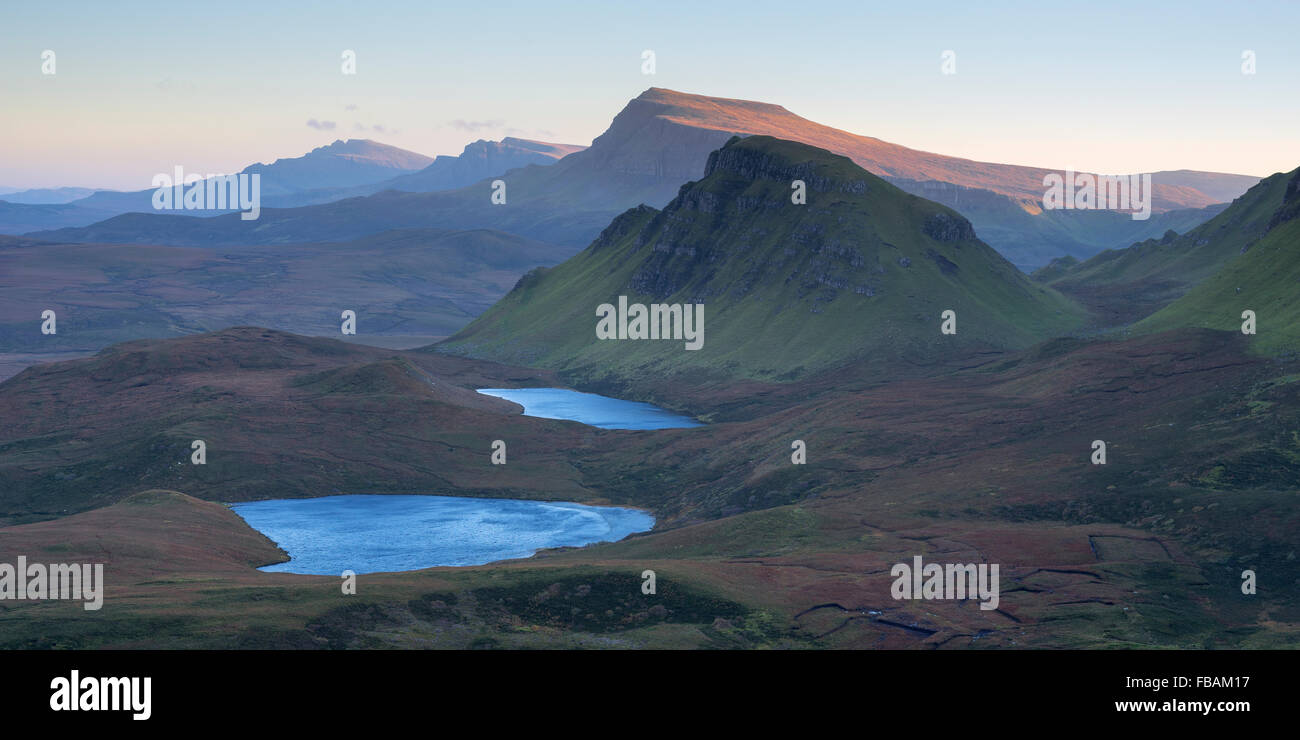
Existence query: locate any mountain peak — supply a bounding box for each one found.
[635,87,793,114]
[456,137,584,159]
[702,135,863,191]
[608,88,1254,217]
[238,139,436,192]
[443,135,1082,382]
[250,138,434,171]
[312,138,383,154]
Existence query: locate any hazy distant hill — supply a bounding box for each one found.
[0,200,124,235]
[8,137,585,235]
[0,139,436,234]
[249,137,586,208]
[70,138,436,209]
[0,186,101,204]
[378,138,586,193]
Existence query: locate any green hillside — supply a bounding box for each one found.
[1136,183,1300,353]
[1047,168,1298,323]
[438,136,1083,384]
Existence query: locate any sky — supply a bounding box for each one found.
[1,0,1297,190]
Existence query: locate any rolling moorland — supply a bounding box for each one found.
[0,228,572,363]
[1,131,1297,649]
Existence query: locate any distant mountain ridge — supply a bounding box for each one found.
[0,139,432,233]
[29,89,1258,270]
[240,138,437,193]
[598,89,1252,210]
[1,137,580,235]
[381,137,586,193]
[0,186,102,205]
[252,136,586,208]
[61,138,436,213]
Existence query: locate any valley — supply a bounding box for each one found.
[1,315,1297,648]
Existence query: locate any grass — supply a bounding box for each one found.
[1044,167,1299,331]
[1136,218,1300,355]
[3,324,1299,648]
[2,144,1297,650]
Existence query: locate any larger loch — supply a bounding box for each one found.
[232,494,654,575]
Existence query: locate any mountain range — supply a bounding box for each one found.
[0,186,103,204]
[23,89,1258,270]
[439,135,1083,389]
[0,137,583,234]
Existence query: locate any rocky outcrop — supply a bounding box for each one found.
[591,204,657,252]
[1266,168,1300,230]
[703,139,869,196]
[922,212,976,243]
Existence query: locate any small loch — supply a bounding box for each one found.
[476,387,703,430]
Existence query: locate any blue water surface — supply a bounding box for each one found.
[477,387,703,429]
[230,494,654,575]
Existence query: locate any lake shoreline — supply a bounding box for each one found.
[476,387,704,430]
[228,493,655,576]
[224,491,657,518]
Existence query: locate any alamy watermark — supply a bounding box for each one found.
[0,556,104,610]
[1042,170,1152,220]
[50,670,150,720]
[890,555,1000,611]
[151,166,261,220]
[596,296,704,350]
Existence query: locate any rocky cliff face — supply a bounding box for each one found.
[1266,168,1300,230]
[625,139,884,302]
[550,88,1248,271]
[702,138,870,195]
[576,100,737,181]
[922,212,976,242]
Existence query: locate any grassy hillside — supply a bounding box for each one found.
[1046,167,1298,326]
[440,136,1084,384]
[1137,215,1300,354]
[0,328,597,521]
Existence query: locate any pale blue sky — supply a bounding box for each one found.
[2,0,1297,189]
